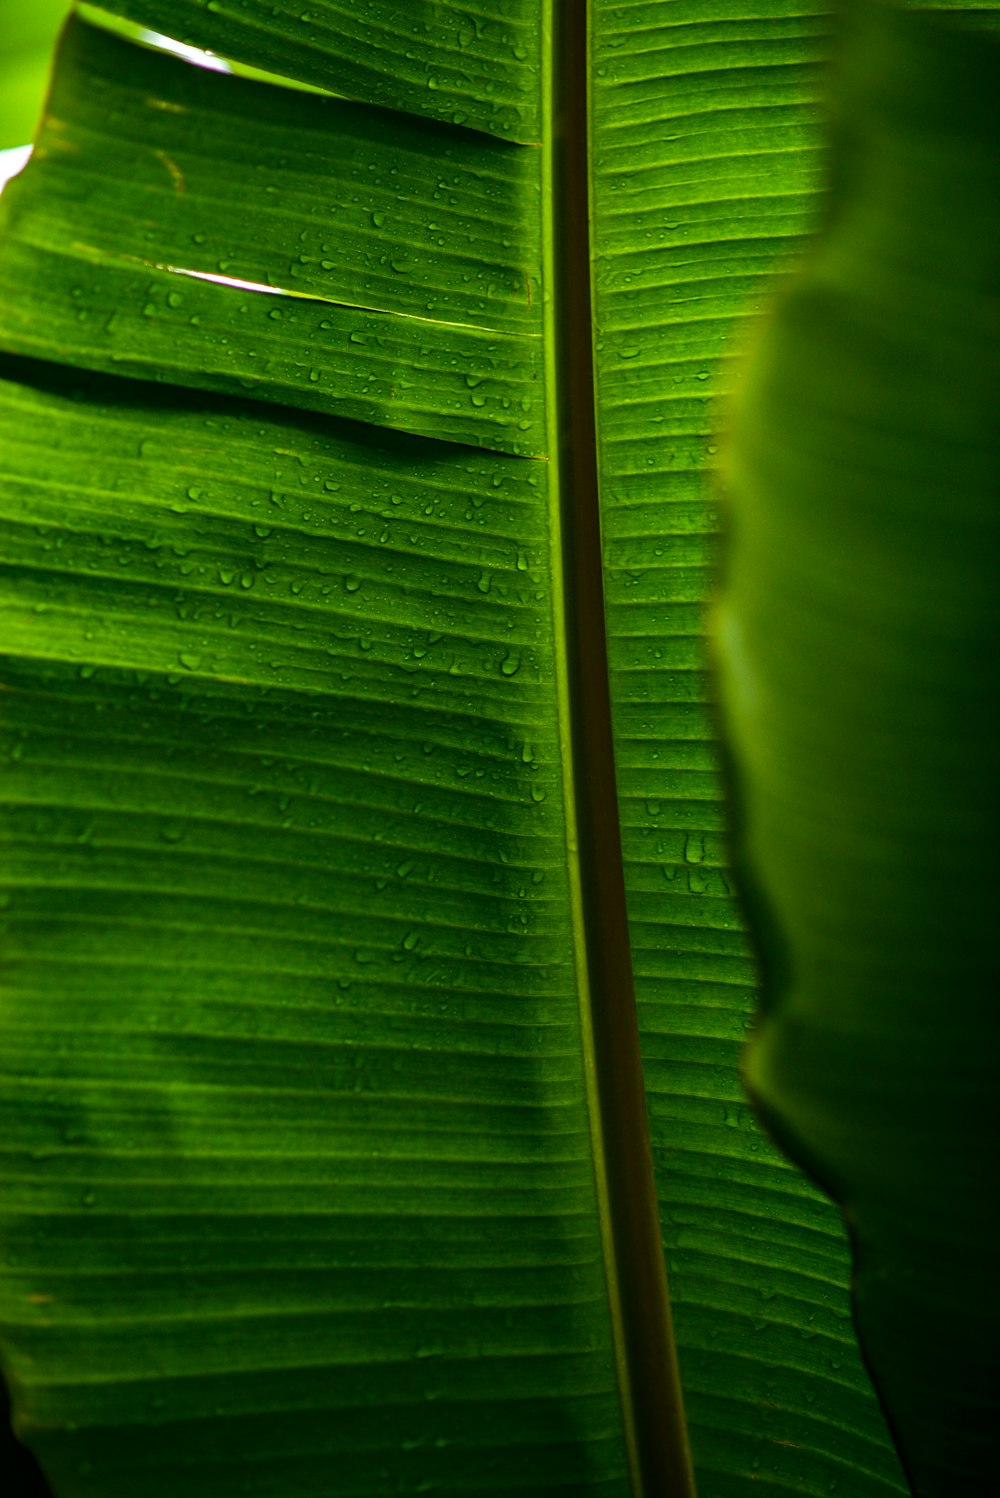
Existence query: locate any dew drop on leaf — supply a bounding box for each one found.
[683,832,705,864]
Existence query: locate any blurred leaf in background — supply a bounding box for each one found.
[0,1,71,150]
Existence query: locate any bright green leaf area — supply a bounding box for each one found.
[0,2,992,1496]
[0,0,73,149]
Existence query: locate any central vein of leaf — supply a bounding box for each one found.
[541,4,695,1494]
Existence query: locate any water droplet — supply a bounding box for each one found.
[344,574,361,593]
[683,832,705,865]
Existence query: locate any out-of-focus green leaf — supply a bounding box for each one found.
[0,0,72,149]
[712,3,1000,1493]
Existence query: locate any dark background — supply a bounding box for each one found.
[1,1374,53,1498]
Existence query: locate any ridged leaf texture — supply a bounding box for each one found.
[0,3,994,1496]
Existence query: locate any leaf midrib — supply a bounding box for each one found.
[542,3,695,1494]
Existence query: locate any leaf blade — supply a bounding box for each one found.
[712,4,1000,1491]
[590,3,908,1492]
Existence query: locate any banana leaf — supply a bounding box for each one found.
[711,3,1000,1492]
[0,3,993,1496]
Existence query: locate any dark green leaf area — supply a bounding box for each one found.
[0,360,630,1494]
[86,0,542,141]
[28,19,540,332]
[716,4,1000,1493]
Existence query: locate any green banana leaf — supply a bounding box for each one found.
[0,3,993,1496]
[710,3,1000,1493]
